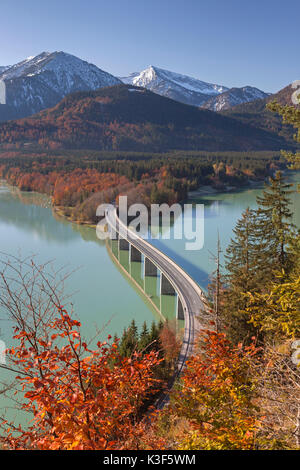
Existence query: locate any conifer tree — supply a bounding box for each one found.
[139,321,150,351]
[223,208,260,342]
[255,171,294,276]
[118,320,139,357]
[148,321,163,351]
[223,173,296,343]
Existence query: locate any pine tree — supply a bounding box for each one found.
[223,174,296,343]
[148,321,163,351]
[138,321,150,351]
[255,171,295,276]
[129,319,138,339]
[226,208,259,288]
[117,320,164,357]
[118,320,139,357]
[223,208,260,342]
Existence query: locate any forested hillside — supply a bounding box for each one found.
[0,85,293,152]
[222,83,298,143]
[0,149,285,223]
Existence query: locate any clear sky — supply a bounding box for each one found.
[1,0,299,92]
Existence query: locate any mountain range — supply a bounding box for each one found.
[120,65,269,110]
[0,51,297,153]
[0,84,291,152]
[0,51,276,124]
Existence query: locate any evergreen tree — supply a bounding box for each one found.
[148,321,163,351]
[129,319,138,339]
[226,208,259,288]
[117,320,164,357]
[223,174,296,343]
[255,171,294,276]
[118,320,139,357]
[223,208,261,342]
[138,321,150,351]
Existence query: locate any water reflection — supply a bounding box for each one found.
[108,239,177,322]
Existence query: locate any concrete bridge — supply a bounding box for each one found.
[105,209,206,388]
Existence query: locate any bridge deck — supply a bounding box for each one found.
[106,209,205,382]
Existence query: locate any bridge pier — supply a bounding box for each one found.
[118,238,130,272]
[119,238,129,251]
[176,296,184,320]
[160,274,176,318]
[130,245,142,262]
[144,257,158,277]
[129,244,143,280]
[160,273,176,296]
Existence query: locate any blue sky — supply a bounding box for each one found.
[1,0,299,92]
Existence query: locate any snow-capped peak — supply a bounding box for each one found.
[0,51,121,122]
[0,52,52,80]
[120,66,229,106]
[0,51,120,87]
[131,65,158,86]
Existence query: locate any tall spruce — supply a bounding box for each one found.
[118,320,139,357]
[223,173,295,343]
[224,208,260,342]
[139,321,150,351]
[255,171,294,277]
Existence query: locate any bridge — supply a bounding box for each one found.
[105,208,206,388]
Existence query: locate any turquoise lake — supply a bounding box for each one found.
[0,170,299,424]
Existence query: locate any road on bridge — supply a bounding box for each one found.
[106,208,205,390]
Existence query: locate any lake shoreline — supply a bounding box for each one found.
[1,169,296,229]
[187,179,264,199]
[41,177,267,227]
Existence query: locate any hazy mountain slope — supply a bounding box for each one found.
[0,84,291,152]
[0,52,121,121]
[201,86,269,111]
[222,83,298,143]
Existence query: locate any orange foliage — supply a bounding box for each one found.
[1,306,163,450]
[0,166,130,208]
[172,330,261,450]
